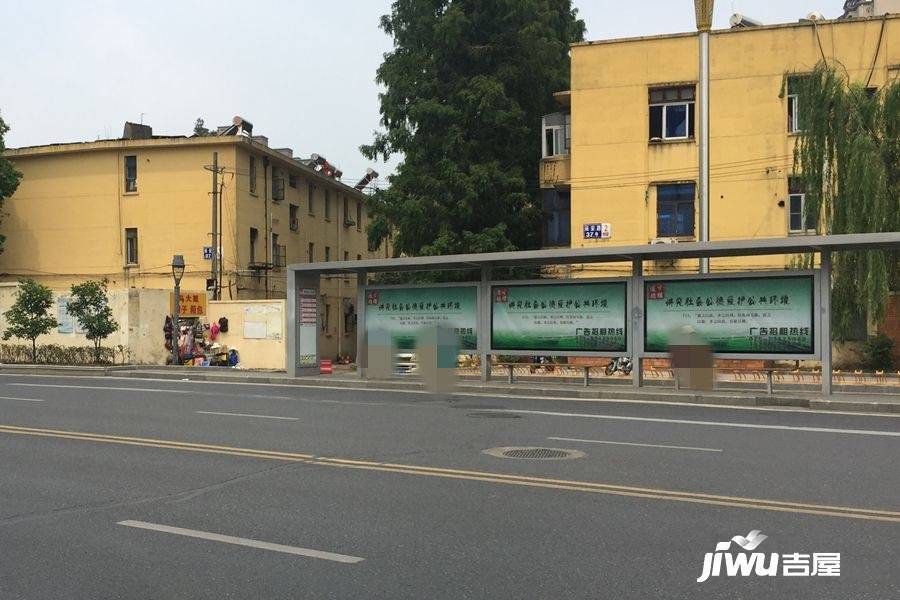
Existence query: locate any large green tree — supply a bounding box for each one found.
[0,114,23,254]
[792,65,899,339]
[362,0,584,259]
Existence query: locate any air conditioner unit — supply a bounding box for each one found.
[650,237,679,244]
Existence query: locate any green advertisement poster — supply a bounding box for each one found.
[364,286,478,350]
[644,275,815,354]
[491,282,627,351]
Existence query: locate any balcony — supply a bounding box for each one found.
[539,155,570,189]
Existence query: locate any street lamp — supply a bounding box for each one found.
[171,254,185,365]
[694,0,714,273]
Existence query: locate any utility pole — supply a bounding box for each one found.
[204,153,223,299]
[695,0,713,273]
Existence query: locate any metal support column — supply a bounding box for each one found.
[820,251,832,395]
[698,28,710,274]
[286,269,297,377]
[479,266,492,382]
[631,258,644,388]
[356,271,367,379]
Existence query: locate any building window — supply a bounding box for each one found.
[788,178,816,233]
[786,76,806,133]
[308,242,314,262]
[288,173,298,188]
[249,227,258,263]
[324,303,331,333]
[656,183,695,237]
[272,171,285,202]
[356,201,362,231]
[343,195,350,226]
[541,113,570,157]
[125,228,138,264]
[124,155,137,192]
[289,204,299,231]
[325,246,331,261]
[357,254,362,261]
[324,189,332,220]
[649,86,695,141]
[249,156,257,194]
[308,182,315,214]
[343,250,349,262]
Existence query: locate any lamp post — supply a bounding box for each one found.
[171,254,185,366]
[694,0,714,273]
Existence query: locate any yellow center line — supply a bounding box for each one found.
[1,424,898,523]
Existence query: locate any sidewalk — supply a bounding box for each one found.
[2,363,898,414]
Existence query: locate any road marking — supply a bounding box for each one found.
[117,520,363,563]
[9,383,193,394]
[2,424,899,523]
[0,396,45,402]
[196,411,298,421]
[547,436,722,453]
[484,409,900,437]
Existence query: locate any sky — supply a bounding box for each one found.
[0,1,843,185]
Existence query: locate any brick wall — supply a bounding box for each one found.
[876,293,900,366]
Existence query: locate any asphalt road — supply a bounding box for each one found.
[0,373,898,599]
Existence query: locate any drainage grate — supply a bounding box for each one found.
[483,446,584,460]
[467,411,521,419]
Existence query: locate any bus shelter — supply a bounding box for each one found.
[287,233,900,395]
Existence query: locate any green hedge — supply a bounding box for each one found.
[0,344,118,365]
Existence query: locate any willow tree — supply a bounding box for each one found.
[792,64,899,339]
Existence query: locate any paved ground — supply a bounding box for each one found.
[0,373,897,599]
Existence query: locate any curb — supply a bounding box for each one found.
[1,364,897,414]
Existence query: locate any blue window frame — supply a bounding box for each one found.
[656,183,695,237]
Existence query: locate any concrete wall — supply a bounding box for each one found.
[209,299,285,370]
[0,283,168,364]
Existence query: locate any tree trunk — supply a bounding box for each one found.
[31,338,36,364]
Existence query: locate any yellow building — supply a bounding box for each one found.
[2,118,382,360]
[540,13,899,274]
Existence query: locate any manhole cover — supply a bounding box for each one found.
[467,411,521,419]
[483,446,585,460]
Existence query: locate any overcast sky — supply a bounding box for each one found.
[1,1,841,184]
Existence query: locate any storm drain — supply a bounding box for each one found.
[483,446,585,460]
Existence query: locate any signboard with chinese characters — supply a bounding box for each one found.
[297,288,318,367]
[491,282,627,352]
[644,275,815,354]
[364,286,478,351]
[583,223,611,240]
[169,291,208,317]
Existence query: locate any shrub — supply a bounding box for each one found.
[0,344,117,365]
[864,334,895,371]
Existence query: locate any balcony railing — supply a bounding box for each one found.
[539,155,570,189]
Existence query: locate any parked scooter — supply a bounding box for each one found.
[605,356,633,376]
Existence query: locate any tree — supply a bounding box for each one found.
[193,117,211,137]
[362,0,585,262]
[793,64,900,339]
[0,114,23,254]
[67,280,119,363]
[2,279,58,363]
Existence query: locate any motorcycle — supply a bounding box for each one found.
[605,356,633,376]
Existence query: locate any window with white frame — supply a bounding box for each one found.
[649,86,695,141]
[788,178,815,233]
[787,76,805,133]
[541,112,570,157]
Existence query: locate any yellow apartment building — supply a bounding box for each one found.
[2,118,382,360]
[540,13,900,274]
